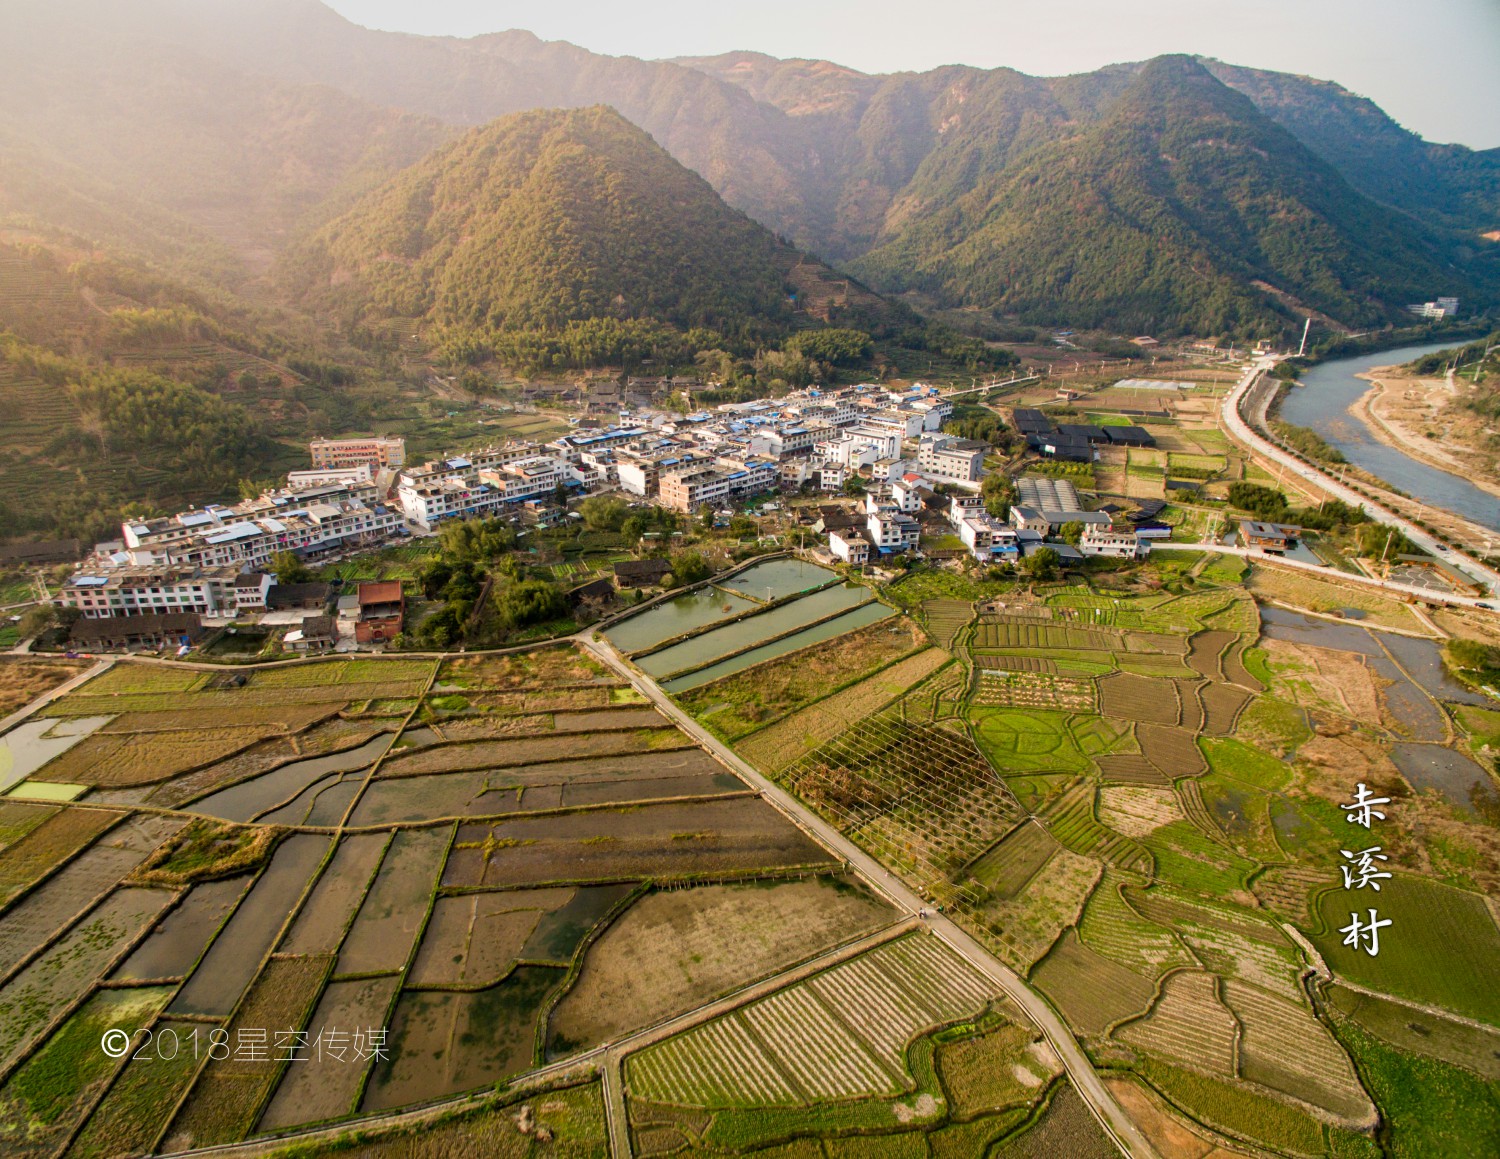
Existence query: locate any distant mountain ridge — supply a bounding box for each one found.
[847,56,1475,335]
[3,0,1496,336]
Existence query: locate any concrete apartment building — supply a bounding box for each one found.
[658,459,779,513]
[916,434,987,483]
[309,435,406,470]
[287,463,375,490]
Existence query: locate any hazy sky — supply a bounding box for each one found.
[325,0,1500,149]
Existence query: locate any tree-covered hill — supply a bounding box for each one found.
[5,1,1496,341]
[281,106,807,339]
[847,57,1494,337]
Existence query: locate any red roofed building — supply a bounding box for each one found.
[356,580,405,644]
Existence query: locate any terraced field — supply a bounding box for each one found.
[0,645,908,1150]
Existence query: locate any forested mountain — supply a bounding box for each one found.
[849,57,1485,335]
[282,106,810,339]
[1204,60,1500,233]
[4,0,1497,340]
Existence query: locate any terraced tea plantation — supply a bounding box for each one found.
[641,560,1500,1158]
[0,645,941,1154]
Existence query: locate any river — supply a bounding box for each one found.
[1277,341,1500,533]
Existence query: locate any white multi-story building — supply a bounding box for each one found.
[916,434,986,483]
[287,464,374,489]
[62,567,236,619]
[828,528,871,565]
[891,476,925,513]
[866,508,920,553]
[1080,525,1147,559]
[115,485,403,573]
[815,429,899,471]
[1407,297,1460,320]
[957,514,1020,563]
[657,458,778,513]
[615,449,712,497]
[397,475,509,530]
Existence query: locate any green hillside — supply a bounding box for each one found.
[848,57,1488,337]
[282,105,805,339]
[1204,59,1500,232]
[7,4,1497,339]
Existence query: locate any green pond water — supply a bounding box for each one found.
[718,558,840,601]
[638,583,872,679]
[603,587,758,654]
[662,601,897,692]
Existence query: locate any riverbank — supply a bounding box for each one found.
[1351,366,1500,504]
[1279,340,1500,537]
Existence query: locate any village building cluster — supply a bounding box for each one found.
[51,380,1172,649]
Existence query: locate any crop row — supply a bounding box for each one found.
[782,714,1022,887]
[1076,875,1192,978]
[972,620,1121,653]
[628,935,996,1109]
[1098,673,1182,725]
[1043,784,1152,874]
[741,986,894,1099]
[971,672,1095,712]
[1116,970,1238,1075]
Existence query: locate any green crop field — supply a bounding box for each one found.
[1311,875,1500,1026]
[1200,737,1292,790]
[1328,1015,1500,1158]
[969,708,1092,775]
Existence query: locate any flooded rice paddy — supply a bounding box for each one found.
[637,582,872,678]
[169,834,331,1017]
[184,734,392,823]
[1259,606,1497,806]
[0,644,908,1142]
[0,715,111,791]
[1390,743,1491,814]
[113,874,251,981]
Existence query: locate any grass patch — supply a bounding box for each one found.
[1201,737,1292,790]
[1328,1010,1500,1158]
[1454,704,1500,754]
[1247,566,1425,632]
[0,658,92,717]
[1138,820,1258,897]
[130,819,279,886]
[1234,696,1310,757]
[738,650,950,772]
[1199,554,1247,585]
[1141,1059,1327,1155]
[885,568,1015,610]
[969,708,1092,775]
